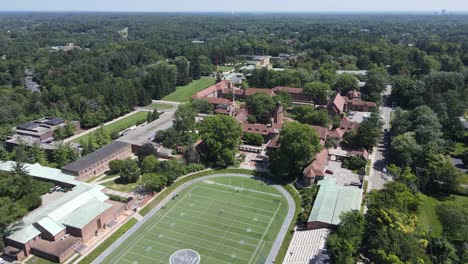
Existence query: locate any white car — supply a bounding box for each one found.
[380,114,385,119]
[0,257,5,264]
[382,168,387,173]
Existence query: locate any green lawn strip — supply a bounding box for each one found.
[72,111,148,143]
[79,218,138,264]
[360,180,369,213]
[274,184,302,264]
[139,168,257,216]
[419,195,443,238]
[26,256,57,264]
[161,77,215,102]
[143,103,173,109]
[84,173,106,183]
[217,66,234,72]
[365,159,371,176]
[102,180,139,193]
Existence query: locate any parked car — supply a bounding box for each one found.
[325,170,334,175]
[380,114,385,119]
[382,168,387,173]
[350,181,361,186]
[0,257,5,264]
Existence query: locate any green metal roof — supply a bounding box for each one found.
[36,217,65,236]
[0,161,80,186]
[61,199,112,228]
[308,178,363,225]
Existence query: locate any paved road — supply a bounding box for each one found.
[368,85,393,191]
[136,100,181,113]
[91,173,296,264]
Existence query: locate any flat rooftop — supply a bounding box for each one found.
[308,178,362,226]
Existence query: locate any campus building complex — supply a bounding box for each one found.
[0,161,126,263]
[62,141,132,180]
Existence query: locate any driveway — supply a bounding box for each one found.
[324,160,361,186]
[116,111,175,145]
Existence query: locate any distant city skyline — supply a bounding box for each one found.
[1,0,468,13]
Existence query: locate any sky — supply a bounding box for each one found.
[1,0,468,13]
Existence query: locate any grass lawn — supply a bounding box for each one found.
[101,176,289,264]
[73,111,148,144]
[80,218,138,264]
[103,179,140,193]
[26,256,57,264]
[419,194,468,238]
[217,65,235,72]
[162,77,215,102]
[419,195,443,238]
[144,103,173,109]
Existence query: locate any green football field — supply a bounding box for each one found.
[101,176,289,264]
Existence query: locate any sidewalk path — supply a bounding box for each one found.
[91,173,296,264]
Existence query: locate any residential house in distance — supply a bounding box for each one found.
[302,149,329,185]
[327,92,377,116]
[239,55,271,68]
[50,43,81,52]
[307,178,363,230]
[61,141,132,180]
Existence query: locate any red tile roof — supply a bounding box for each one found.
[303,149,329,178]
[348,99,376,107]
[328,93,346,113]
[347,89,361,99]
[245,88,275,97]
[242,123,274,135]
[267,135,280,149]
[235,109,249,123]
[349,149,369,159]
[192,80,230,99]
[310,125,328,141]
[340,117,359,131]
[327,128,345,139]
[273,86,304,94]
[204,97,232,105]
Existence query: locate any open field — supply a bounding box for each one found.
[103,178,140,193]
[217,66,235,72]
[100,176,289,264]
[162,77,215,102]
[72,111,148,143]
[143,103,173,109]
[419,194,468,238]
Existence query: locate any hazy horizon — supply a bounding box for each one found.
[1,0,468,13]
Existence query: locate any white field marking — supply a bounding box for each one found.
[149,230,253,254]
[134,244,171,257]
[177,203,270,226]
[120,258,135,264]
[248,202,282,264]
[111,186,195,264]
[160,217,262,242]
[188,192,276,213]
[139,237,233,264]
[251,240,268,264]
[142,236,250,262]
[214,182,281,197]
[194,186,275,203]
[173,205,267,230]
[153,221,258,247]
[126,251,166,264]
[203,180,215,184]
[185,195,274,219]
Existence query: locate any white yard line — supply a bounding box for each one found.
[249,202,281,264]
[195,185,276,203]
[174,205,267,230]
[111,187,193,264]
[214,182,282,197]
[188,192,276,215]
[161,216,262,241]
[126,251,166,264]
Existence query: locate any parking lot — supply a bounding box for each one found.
[324,160,362,186]
[348,111,371,123]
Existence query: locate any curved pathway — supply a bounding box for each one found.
[92,173,296,264]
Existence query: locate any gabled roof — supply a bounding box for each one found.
[245,88,275,97]
[272,86,304,94]
[308,178,363,225]
[348,99,377,107]
[327,128,345,139]
[340,117,359,131]
[203,97,232,105]
[0,161,80,186]
[242,123,275,136]
[310,126,328,141]
[303,149,328,178]
[62,141,130,173]
[327,93,346,113]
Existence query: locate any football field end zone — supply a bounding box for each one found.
[91,173,295,264]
